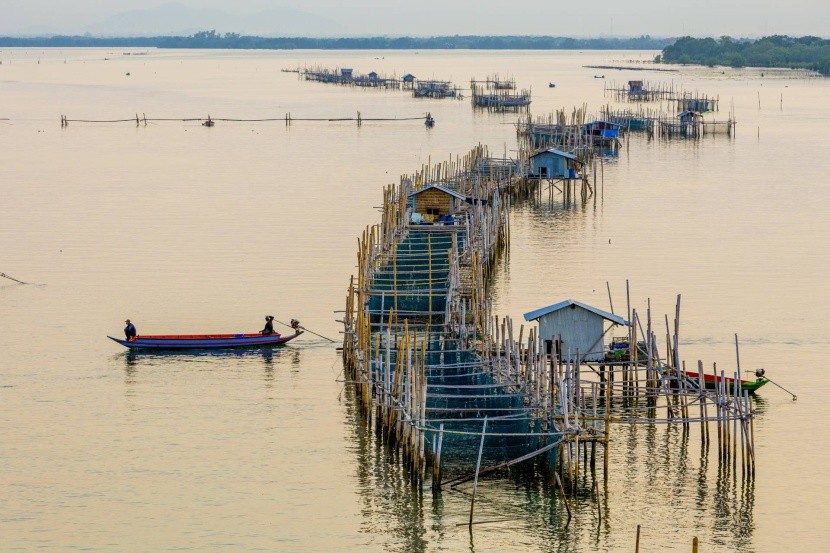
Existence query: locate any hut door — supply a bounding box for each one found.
[539,166,548,178]
[544,338,562,358]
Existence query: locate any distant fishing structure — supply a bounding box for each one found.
[300,66,404,90]
[470,75,531,111]
[516,106,625,153]
[291,66,463,99]
[597,104,737,138]
[60,112,433,128]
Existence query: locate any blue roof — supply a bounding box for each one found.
[523,299,628,326]
[529,148,578,161]
[584,120,624,127]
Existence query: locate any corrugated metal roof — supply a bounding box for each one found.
[408,184,467,201]
[584,120,624,127]
[523,299,628,326]
[529,148,578,161]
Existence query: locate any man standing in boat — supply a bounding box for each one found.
[124,319,137,342]
[262,315,275,335]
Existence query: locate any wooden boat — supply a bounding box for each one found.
[684,370,768,393]
[108,330,302,350]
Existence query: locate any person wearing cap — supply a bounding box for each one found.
[124,319,137,341]
[261,316,275,336]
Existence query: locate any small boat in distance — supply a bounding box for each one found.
[108,330,302,350]
[548,82,556,88]
[684,369,769,394]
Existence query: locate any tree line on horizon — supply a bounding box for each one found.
[0,31,670,50]
[2,32,827,75]
[660,35,830,75]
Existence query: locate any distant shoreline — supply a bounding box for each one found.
[583,64,678,72]
[0,33,671,50]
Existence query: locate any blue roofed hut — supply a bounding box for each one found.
[528,148,582,179]
[524,299,628,361]
[582,120,623,147]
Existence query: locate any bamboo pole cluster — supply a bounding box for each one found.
[340,136,759,513]
[341,145,527,489]
[470,77,531,111]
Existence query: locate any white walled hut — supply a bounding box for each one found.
[523,299,628,361]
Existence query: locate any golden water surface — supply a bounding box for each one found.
[1,48,828,552]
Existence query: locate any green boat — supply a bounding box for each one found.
[684,369,769,393]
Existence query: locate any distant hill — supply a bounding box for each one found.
[85,2,343,37]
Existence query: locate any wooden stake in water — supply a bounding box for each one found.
[469,416,489,527]
[0,272,27,284]
[635,524,641,553]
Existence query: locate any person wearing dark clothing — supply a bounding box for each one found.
[124,319,137,341]
[262,316,275,335]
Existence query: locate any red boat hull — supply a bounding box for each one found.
[684,371,768,393]
[108,331,302,350]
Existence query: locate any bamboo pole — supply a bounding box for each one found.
[469,416,489,527]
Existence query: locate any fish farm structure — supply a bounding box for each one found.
[300,66,403,89]
[604,80,720,113]
[658,110,736,138]
[340,137,761,522]
[470,74,517,90]
[595,105,736,139]
[598,106,660,132]
[672,92,720,113]
[516,107,624,153]
[604,80,678,102]
[413,80,462,99]
[470,76,531,111]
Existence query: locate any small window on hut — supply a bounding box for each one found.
[426,207,440,217]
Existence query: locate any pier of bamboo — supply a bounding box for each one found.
[341,138,759,516]
[301,66,403,89]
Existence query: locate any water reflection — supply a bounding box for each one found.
[121,346,301,385]
[345,386,430,552]
[343,393,758,552]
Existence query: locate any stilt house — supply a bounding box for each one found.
[523,299,628,361]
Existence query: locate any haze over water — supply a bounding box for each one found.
[1,48,829,552]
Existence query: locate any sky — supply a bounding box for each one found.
[1,0,827,37]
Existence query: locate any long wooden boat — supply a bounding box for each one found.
[107,331,302,350]
[684,370,768,393]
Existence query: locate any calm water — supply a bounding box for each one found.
[1,48,829,552]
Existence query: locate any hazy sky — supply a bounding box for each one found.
[2,0,828,37]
